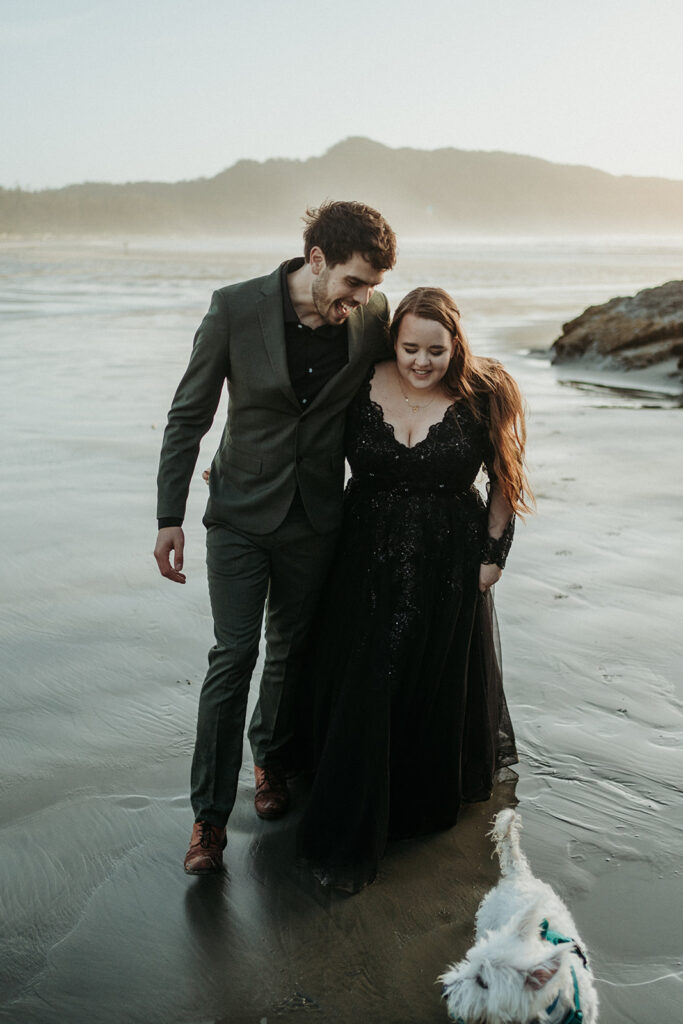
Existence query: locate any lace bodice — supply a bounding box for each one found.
[346,372,494,495]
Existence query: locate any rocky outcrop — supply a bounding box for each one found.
[551,280,683,376]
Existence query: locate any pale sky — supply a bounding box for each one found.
[2,0,682,190]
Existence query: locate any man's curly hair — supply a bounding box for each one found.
[303,200,397,271]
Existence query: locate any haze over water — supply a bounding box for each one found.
[1,235,682,1023]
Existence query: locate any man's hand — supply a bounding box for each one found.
[154,527,187,584]
[479,562,502,594]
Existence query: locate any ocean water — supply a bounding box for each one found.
[4,232,683,334]
[1,236,682,1023]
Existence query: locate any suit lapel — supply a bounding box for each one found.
[347,304,365,364]
[257,267,300,409]
[256,270,376,415]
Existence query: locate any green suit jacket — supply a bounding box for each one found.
[156,263,390,534]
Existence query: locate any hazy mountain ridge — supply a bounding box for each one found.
[3,137,683,236]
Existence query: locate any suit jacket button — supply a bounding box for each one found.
[296,456,303,464]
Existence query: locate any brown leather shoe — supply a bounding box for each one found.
[254,764,290,819]
[183,821,227,874]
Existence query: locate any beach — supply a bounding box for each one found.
[1,237,682,1023]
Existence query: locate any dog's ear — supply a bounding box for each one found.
[512,900,545,939]
[523,946,567,990]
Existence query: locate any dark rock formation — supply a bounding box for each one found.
[551,280,683,377]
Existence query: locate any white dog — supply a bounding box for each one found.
[440,809,598,1023]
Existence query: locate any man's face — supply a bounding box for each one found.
[310,249,386,325]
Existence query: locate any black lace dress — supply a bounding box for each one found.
[296,372,518,892]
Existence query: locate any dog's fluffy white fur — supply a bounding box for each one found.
[439,809,598,1023]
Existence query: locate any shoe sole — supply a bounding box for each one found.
[254,804,289,820]
[184,863,224,875]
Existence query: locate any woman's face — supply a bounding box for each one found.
[394,313,454,391]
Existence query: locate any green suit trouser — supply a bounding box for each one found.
[190,493,339,827]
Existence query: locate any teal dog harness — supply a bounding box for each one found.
[452,919,589,1024]
[538,918,587,1024]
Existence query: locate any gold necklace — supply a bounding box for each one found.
[396,365,439,413]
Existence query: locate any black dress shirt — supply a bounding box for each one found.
[281,258,348,409]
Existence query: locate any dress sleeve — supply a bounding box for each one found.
[482,447,515,569]
[481,509,515,569]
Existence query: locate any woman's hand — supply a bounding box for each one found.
[479,562,502,593]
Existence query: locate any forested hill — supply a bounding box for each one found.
[3,137,683,236]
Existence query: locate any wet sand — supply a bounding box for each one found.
[1,240,682,1023]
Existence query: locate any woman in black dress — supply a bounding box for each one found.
[296,287,533,893]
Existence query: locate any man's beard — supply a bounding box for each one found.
[311,268,333,322]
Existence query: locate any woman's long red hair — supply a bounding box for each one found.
[390,287,534,515]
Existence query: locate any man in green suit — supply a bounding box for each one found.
[154,201,396,873]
